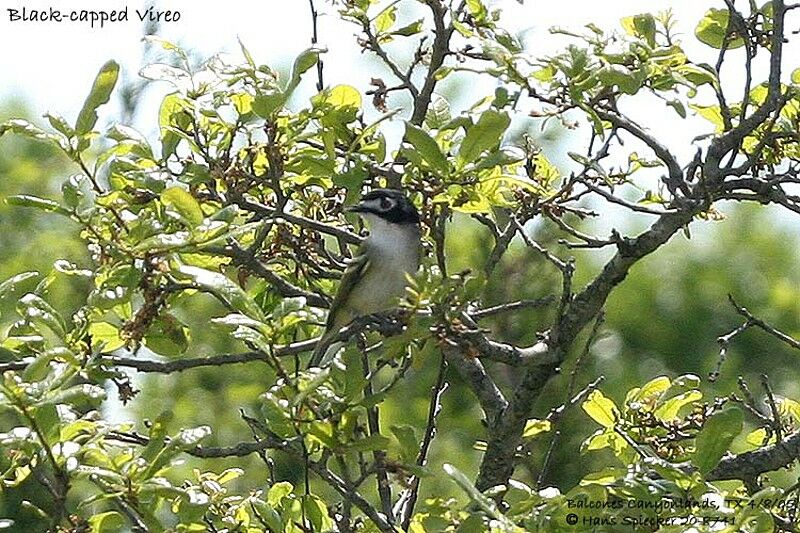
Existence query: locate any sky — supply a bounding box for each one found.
[0,0,713,124]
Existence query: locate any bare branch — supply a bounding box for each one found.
[308,0,325,91]
[711,300,755,382]
[728,295,800,351]
[359,339,394,523]
[396,354,449,528]
[705,0,787,175]
[595,109,686,196]
[762,374,784,444]
[708,429,800,482]
[410,0,458,125]
[443,344,508,425]
[233,195,363,245]
[469,296,556,320]
[455,312,554,366]
[585,182,677,215]
[212,242,330,308]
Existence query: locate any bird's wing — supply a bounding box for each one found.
[309,247,370,368]
[325,246,370,330]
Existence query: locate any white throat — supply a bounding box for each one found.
[361,213,420,274]
[363,214,418,249]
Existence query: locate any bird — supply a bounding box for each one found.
[308,188,421,367]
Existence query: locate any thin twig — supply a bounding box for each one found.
[359,338,394,523]
[308,0,324,91]
[729,295,800,351]
[711,308,754,382]
[470,297,556,320]
[397,353,448,528]
[761,374,784,444]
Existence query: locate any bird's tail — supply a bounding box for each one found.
[308,329,343,368]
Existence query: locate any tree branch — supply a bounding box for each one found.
[443,344,508,425]
[708,429,800,481]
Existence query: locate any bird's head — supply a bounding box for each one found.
[346,189,420,226]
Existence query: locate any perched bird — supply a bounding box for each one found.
[308,189,421,367]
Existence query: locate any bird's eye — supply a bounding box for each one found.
[380,198,392,209]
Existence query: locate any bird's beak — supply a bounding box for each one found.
[346,202,368,214]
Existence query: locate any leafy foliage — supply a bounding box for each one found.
[2,0,800,531]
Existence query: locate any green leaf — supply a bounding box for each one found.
[653,390,702,421]
[582,428,629,457]
[0,272,38,301]
[745,427,771,448]
[0,119,58,144]
[62,174,96,216]
[289,47,324,90]
[261,393,295,438]
[159,93,192,159]
[76,60,120,135]
[176,265,265,321]
[465,0,489,23]
[238,37,256,67]
[18,293,67,339]
[374,4,396,33]
[695,9,744,49]
[392,19,424,37]
[88,322,126,352]
[144,313,190,356]
[231,93,254,115]
[253,93,287,119]
[250,500,283,532]
[267,481,294,507]
[532,65,556,82]
[390,425,419,462]
[678,65,717,86]
[667,99,687,118]
[216,468,244,484]
[89,511,125,533]
[33,403,60,442]
[45,113,74,138]
[404,123,449,175]
[793,68,800,85]
[142,36,187,57]
[349,434,391,452]
[581,390,619,428]
[690,103,725,132]
[23,347,77,381]
[597,65,642,95]
[434,66,453,80]
[522,418,552,438]
[693,407,743,475]
[457,110,510,168]
[303,495,334,532]
[131,232,193,253]
[425,94,451,129]
[626,376,671,405]
[620,14,656,47]
[6,195,71,216]
[47,384,107,406]
[443,464,514,527]
[311,85,362,126]
[474,147,525,172]
[161,187,204,226]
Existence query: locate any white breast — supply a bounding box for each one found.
[346,215,420,316]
